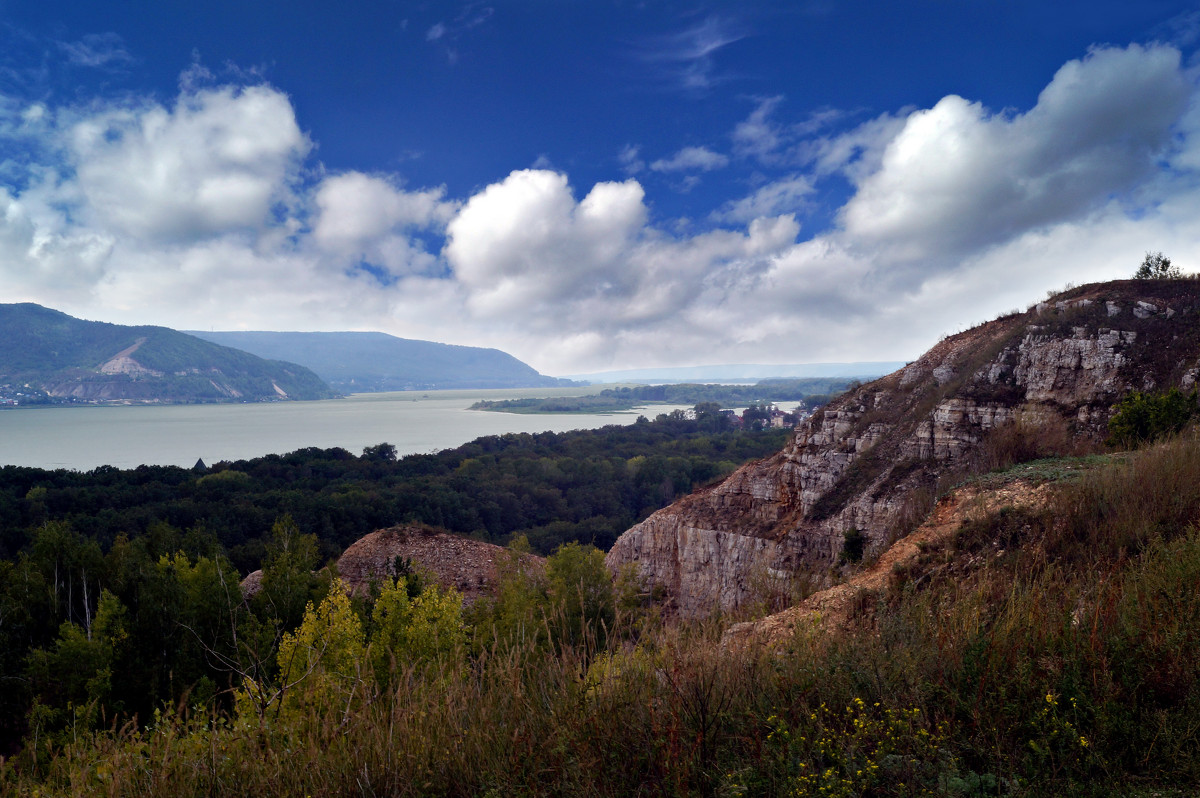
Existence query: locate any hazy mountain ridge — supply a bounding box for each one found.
[187,330,577,392]
[0,304,334,404]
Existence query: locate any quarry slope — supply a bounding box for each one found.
[607,279,1200,617]
[720,477,1053,648]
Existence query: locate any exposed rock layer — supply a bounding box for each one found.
[607,280,1200,618]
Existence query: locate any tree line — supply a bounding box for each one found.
[0,411,789,571]
[469,377,852,413]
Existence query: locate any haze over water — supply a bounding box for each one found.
[0,390,688,471]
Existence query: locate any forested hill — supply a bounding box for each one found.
[188,330,576,392]
[0,303,334,403]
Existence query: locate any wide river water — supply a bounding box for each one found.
[0,388,694,472]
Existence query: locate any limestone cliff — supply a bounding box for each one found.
[607,280,1200,617]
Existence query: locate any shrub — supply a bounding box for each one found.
[1106,387,1197,448]
[1134,251,1180,279]
[840,528,865,564]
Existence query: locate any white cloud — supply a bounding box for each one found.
[444,170,648,316]
[4,43,1200,377]
[636,16,747,92]
[797,111,907,180]
[312,171,456,278]
[443,168,798,353]
[731,96,850,167]
[425,5,494,50]
[839,44,1190,261]
[618,144,644,175]
[732,95,784,161]
[66,85,311,242]
[649,145,729,173]
[712,175,814,223]
[58,33,133,69]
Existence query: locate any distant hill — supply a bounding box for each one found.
[0,304,334,404]
[187,331,576,392]
[567,362,907,384]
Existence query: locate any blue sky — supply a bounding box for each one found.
[3,1,1200,374]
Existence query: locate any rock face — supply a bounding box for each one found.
[720,479,1053,649]
[607,280,1200,618]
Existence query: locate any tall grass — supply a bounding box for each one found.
[7,436,1200,797]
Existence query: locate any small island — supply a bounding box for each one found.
[468,378,855,414]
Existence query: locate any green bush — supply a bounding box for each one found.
[1107,387,1197,448]
[1133,251,1181,279]
[840,527,865,564]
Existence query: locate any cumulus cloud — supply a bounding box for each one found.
[3,42,1200,376]
[67,85,311,242]
[312,172,457,277]
[443,168,798,350]
[839,44,1190,261]
[445,170,649,316]
[649,146,729,173]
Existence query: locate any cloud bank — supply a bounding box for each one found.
[1,43,1199,374]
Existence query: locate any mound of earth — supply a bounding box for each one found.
[336,525,543,601]
[240,525,544,603]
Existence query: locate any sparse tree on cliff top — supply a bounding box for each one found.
[1134,251,1180,279]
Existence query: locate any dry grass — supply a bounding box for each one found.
[7,437,1200,797]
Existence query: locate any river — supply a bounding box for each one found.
[0,388,693,471]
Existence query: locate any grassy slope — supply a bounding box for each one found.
[7,434,1200,796]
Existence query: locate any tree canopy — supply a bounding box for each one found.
[1134,251,1181,280]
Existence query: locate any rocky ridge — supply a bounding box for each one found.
[606,280,1200,618]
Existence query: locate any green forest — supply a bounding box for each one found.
[0,410,790,569]
[0,410,790,761]
[0,303,335,404]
